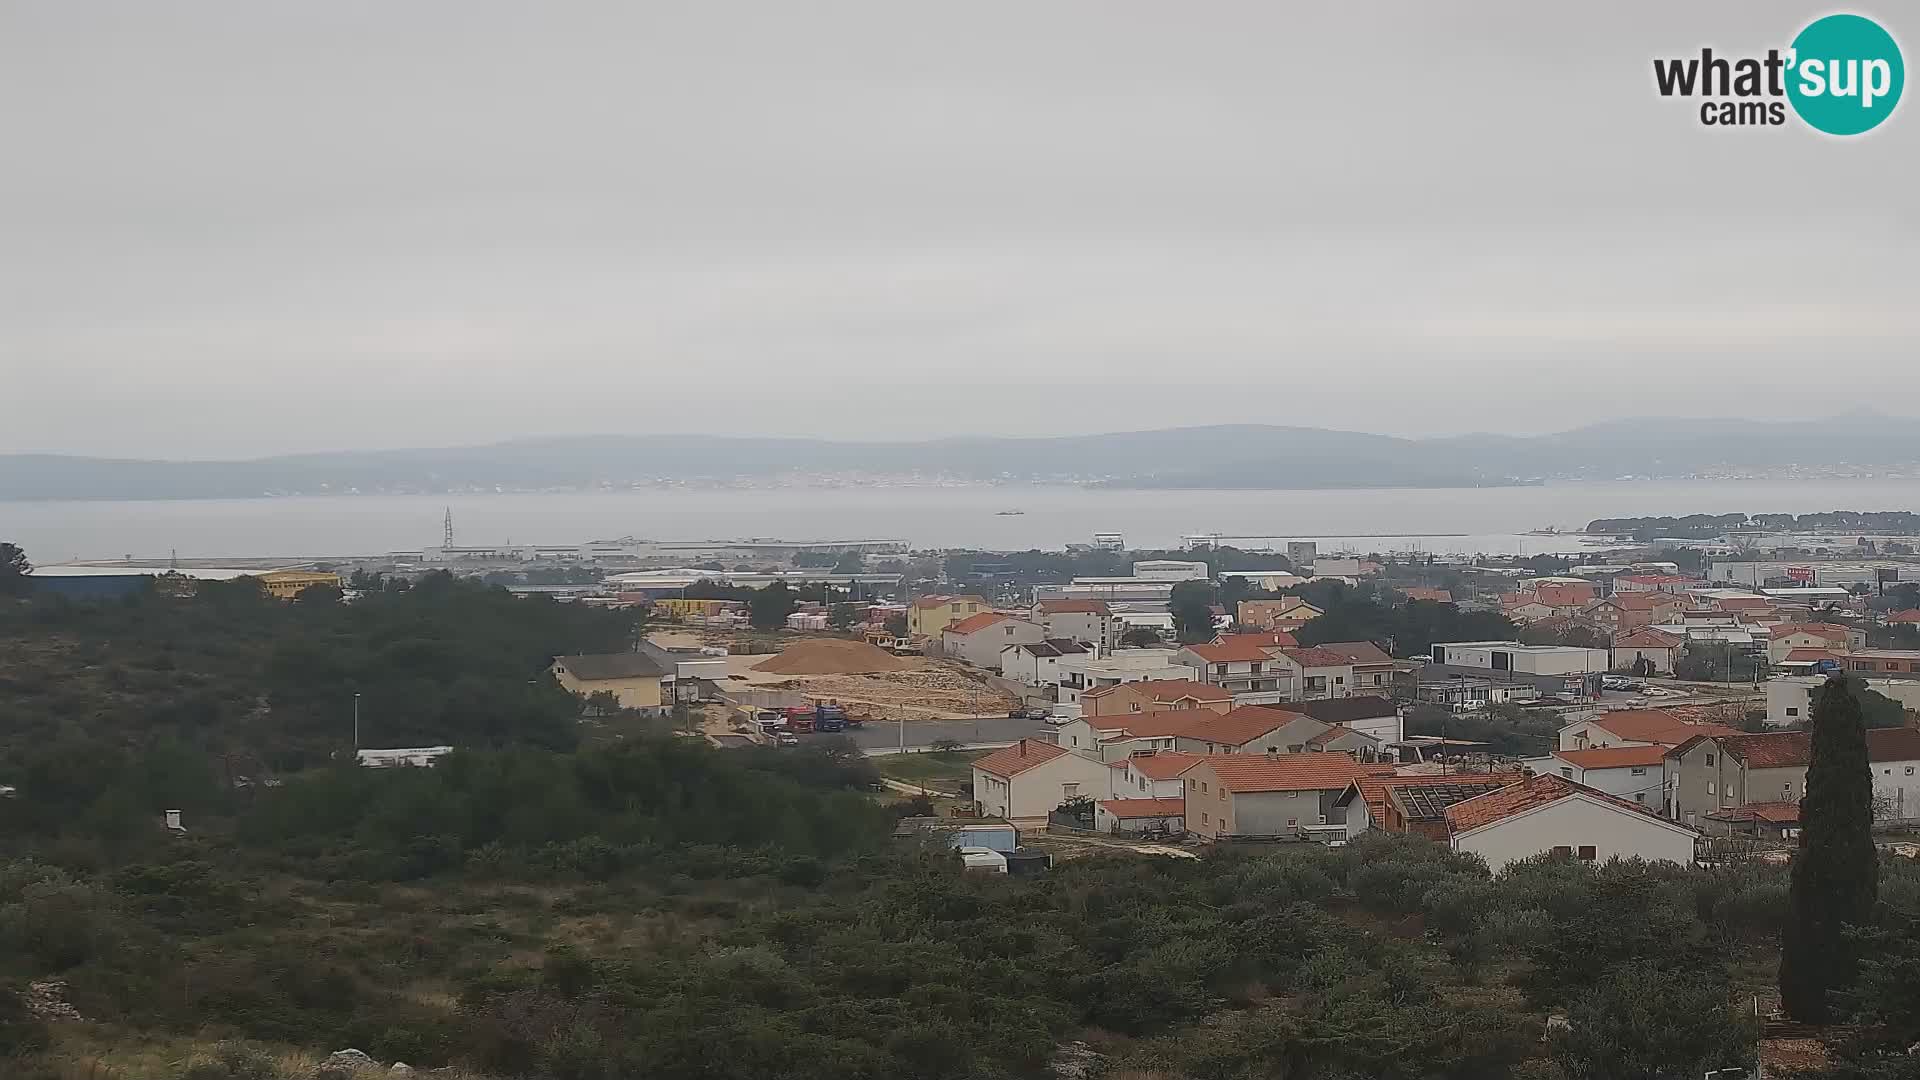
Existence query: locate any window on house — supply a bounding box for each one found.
[1707,781,1716,795]
[1578,846,1597,861]
[1201,812,1209,825]
[1635,793,1646,803]
[1559,767,1572,778]
[1218,789,1225,801]
[1908,767,1916,776]
[1063,784,1079,797]
[1552,845,1572,856]
[1705,754,1715,766]
[1189,779,1196,790]
[1630,767,1646,776]
[1287,818,1297,827]
[1200,782,1208,793]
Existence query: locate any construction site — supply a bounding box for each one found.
[649,630,1020,722]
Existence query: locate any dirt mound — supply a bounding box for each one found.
[752,639,912,676]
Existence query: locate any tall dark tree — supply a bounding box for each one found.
[749,580,798,630]
[0,542,29,596]
[1780,674,1880,1023]
[1170,580,1216,644]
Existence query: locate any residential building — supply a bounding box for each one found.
[1055,708,1224,760]
[1767,622,1865,665]
[998,639,1088,686]
[1176,638,1296,704]
[1583,592,1685,635]
[1701,802,1800,840]
[1272,646,1360,700]
[1111,750,1211,799]
[1521,745,1668,807]
[1665,730,1811,826]
[971,740,1117,821]
[1313,641,1399,695]
[1399,668,1540,711]
[1030,599,1121,655]
[1094,798,1186,834]
[1304,724,1384,760]
[1614,574,1703,595]
[1173,707,1330,756]
[1501,599,1560,623]
[1841,649,1920,679]
[1431,641,1611,676]
[1277,695,1405,743]
[1399,587,1453,604]
[1337,773,1518,839]
[1612,628,1684,675]
[550,652,672,714]
[1055,651,1196,704]
[1767,674,1920,727]
[1558,709,1740,752]
[1527,580,1599,609]
[1237,598,1323,631]
[942,613,1044,668]
[256,569,343,600]
[1444,774,1699,873]
[1313,557,1365,578]
[1081,678,1234,718]
[1887,609,1920,626]
[1183,755,1364,840]
[907,594,990,639]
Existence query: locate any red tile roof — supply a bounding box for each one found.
[1594,592,1681,611]
[1444,773,1674,833]
[1719,731,1811,768]
[1082,678,1231,704]
[1708,801,1801,824]
[1551,745,1670,769]
[1198,754,1361,794]
[1400,587,1453,603]
[1180,706,1312,747]
[1614,628,1682,649]
[973,740,1070,778]
[1347,771,1522,823]
[1088,708,1223,739]
[1783,647,1844,663]
[1588,709,1740,746]
[1184,638,1284,663]
[946,612,1018,636]
[1280,646,1357,667]
[1888,609,1920,624]
[1312,640,1396,665]
[1097,797,1187,819]
[1868,727,1920,762]
[1036,599,1112,616]
[1124,751,1212,779]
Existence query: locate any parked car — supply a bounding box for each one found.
[776,733,800,747]
[1045,714,1073,727]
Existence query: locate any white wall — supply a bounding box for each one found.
[947,619,1044,668]
[1876,757,1920,821]
[1524,760,1663,805]
[974,754,1120,819]
[1452,795,1696,873]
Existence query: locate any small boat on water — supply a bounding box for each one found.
[996,510,1025,516]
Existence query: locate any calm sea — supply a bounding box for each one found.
[7,479,1920,564]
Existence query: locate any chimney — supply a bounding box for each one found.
[1019,741,1027,757]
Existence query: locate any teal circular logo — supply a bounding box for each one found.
[1787,14,1904,135]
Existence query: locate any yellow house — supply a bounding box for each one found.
[652,597,741,619]
[256,570,343,600]
[906,594,990,639]
[550,653,672,715]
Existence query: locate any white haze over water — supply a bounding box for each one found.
[9,479,1920,564]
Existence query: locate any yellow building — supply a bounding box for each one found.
[906,594,990,640]
[256,570,343,600]
[550,653,672,715]
[652,597,741,619]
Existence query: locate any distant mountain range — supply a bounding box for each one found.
[5,415,1919,500]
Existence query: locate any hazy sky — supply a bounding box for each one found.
[2,2,1913,458]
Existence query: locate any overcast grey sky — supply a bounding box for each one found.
[2,2,1913,458]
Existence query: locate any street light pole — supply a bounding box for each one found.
[352,692,361,751]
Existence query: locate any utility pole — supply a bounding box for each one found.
[352,692,361,751]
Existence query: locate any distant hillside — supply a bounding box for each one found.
[4,414,1918,499]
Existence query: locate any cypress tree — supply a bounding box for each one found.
[1779,674,1879,1023]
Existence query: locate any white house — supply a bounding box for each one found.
[1175,638,1295,704]
[1111,750,1210,799]
[1444,773,1699,873]
[942,613,1045,668]
[1556,709,1739,752]
[1869,727,1920,821]
[1520,745,1668,808]
[1431,641,1610,676]
[970,740,1118,821]
[1054,650,1196,704]
[1611,629,1683,675]
[998,639,1088,686]
[1768,675,1920,728]
[1031,600,1122,655]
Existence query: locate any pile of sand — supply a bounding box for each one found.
[752,639,912,676]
